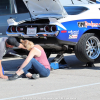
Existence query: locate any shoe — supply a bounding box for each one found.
[20,73,26,78]
[8,73,21,80]
[31,74,40,79]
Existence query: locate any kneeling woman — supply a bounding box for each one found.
[8,40,51,80]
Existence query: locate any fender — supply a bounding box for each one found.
[56,19,100,43]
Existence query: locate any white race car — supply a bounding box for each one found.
[6,0,100,63]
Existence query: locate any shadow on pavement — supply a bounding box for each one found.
[49,55,100,71]
[2,54,100,75]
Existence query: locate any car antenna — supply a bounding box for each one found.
[71,0,74,4]
[25,1,32,21]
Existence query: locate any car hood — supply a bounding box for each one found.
[23,0,67,19]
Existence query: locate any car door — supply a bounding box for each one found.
[0,0,16,37]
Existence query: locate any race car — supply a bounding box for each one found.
[6,0,100,63]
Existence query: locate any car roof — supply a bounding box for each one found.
[65,4,100,9]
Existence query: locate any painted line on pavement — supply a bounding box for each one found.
[1,82,100,100]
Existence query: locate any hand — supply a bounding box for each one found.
[0,75,8,79]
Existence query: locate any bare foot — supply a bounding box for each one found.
[0,75,8,79]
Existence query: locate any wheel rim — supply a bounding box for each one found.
[86,36,100,59]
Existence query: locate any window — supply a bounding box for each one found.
[15,0,29,13]
[0,0,12,15]
[64,6,88,15]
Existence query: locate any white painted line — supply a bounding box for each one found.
[1,82,100,100]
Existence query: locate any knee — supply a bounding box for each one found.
[46,72,50,77]
[40,72,50,77]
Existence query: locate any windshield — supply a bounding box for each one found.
[64,6,88,15]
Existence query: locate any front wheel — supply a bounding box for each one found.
[75,33,100,63]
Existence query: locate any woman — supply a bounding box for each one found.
[8,39,51,80]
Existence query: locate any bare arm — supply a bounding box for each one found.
[18,48,41,71]
[0,60,8,79]
[18,43,26,49]
[0,60,3,76]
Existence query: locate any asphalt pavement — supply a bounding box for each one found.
[0,53,100,100]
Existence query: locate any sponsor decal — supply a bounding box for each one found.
[85,21,100,28]
[69,35,78,39]
[78,21,100,28]
[78,22,85,27]
[68,30,79,39]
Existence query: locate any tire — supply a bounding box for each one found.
[75,33,100,63]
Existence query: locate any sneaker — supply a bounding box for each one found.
[8,73,21,80]
[31,74,40,79]
[20,73,26,78]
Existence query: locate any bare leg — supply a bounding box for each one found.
[26,73,40,79]
[16,70,34,78]
[16,70,24,76]
[26,73,32,78]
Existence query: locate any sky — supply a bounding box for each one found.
[59,0,96,6]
